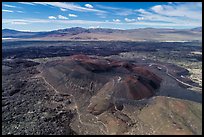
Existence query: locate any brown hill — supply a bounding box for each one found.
[39,54,162,116]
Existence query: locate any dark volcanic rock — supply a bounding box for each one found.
[40,54,162,116]
[2,59,75,135]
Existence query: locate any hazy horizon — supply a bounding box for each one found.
[2,26,202,33]
[2,2,202,32]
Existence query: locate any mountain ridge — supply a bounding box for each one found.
[2,27,202,42]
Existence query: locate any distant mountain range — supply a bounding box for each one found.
[2,27,202,42]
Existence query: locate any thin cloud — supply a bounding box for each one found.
[113,19,121,23]
[85,4,93,8]
[96,5,119,10]
[96,4,135,16]
[135,9,150,15]
[48,16,57,19]
[19,2,105,13]
[60,8,67,11]
[137,17,144,21]
[151,5,163,13]
[17,11,24,13]
[68,14,77,17]
[125,18,136,22]
[135,2,202,27]
[33,2,106,13]
[11,21,28,25]
[150,2,202,20]
[18,2,35,5]
[89,26,100,28]
[2,9,13,13]
[58,15,68,20]
[3,19,49,24]
[3,4,16,8]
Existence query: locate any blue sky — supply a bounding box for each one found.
[2,2,202,32]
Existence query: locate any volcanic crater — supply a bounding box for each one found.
[38,54,162,116]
